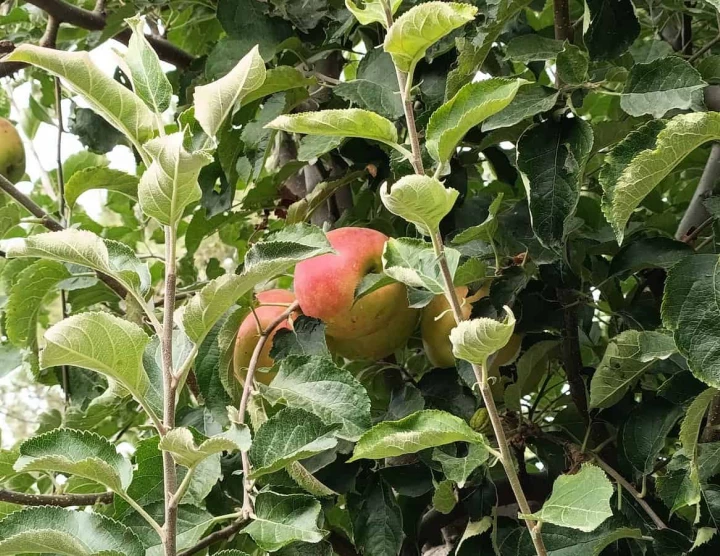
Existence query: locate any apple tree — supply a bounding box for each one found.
[1,0,720,555]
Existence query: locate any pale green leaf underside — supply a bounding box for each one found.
[589,330,676,409]
[381,175,458,236]
[6,260,70,347]
[266,109,398,146]
[65,167,139,208]
[382,237,460,294]
[264,355,371,441]
[40,312,153,416]
[450,307,516,367]
[249,408,339,478]
[4,45,157,149]
[2,228,151,296]
[0,506,143,556]
[602,112,720,243]
[184,225,331,344]
[194,45,266,138]
[243,492,326,552]
[432,444,489,488]
[159,426,249,469]
[124,17,173,114]
[384,2,477,72]
[523,464,613,532]
[345,0,402,26]
[138,132,214,225]
[14,428,132,492]
[426,78,525,163]
[349,409,486,461]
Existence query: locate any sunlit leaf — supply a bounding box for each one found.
[380,175,458,236]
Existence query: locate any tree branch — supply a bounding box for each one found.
[237,299,300,517]
[0,173,129,300]
[0,0,193,78]
[177,518,247,556]
[553,0,572,42]
[0,489,113,506]
[558,289,590,426]
[676,142,720,240]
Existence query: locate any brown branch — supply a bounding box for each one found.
[553,0,572,42]
[177,518,247,556]
[558,288,590,426]
[0,489,113,507]
[0,0,193,78]
[0,173,129,300]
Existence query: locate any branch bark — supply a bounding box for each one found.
[0,173,129,300]
[676,142,720,240]
[552,0,572,42]
[0,0,193,78]
[558,289,590,426]
[0,489,113,506]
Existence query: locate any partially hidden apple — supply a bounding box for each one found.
[233,289,297,385]
[294,227,418,358]
[0,118,25,183]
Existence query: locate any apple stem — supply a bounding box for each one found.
[236,299,302,516]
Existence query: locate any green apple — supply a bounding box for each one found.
[0,118,25,183]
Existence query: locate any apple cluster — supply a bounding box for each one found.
[234,227,520,386]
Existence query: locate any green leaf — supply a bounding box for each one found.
[504,340,560,412]
[620,57,706,118]
[194,45,266,139]
[348,475,403,556]
[183,224,331,344]
[382,237,460,294]
[349,409,486,461]
[450,306,516,368]
[452,193,503,244]
[138,132,214,225]
[584,0,639,60]
[296,135,344,162]
[14,428,132,492]
[124,17,172,114]
[0,506,144,556]
[159,426,249,468]
[6,260,70,347]
[432,444,489,488]
[2,228,151,296]
[556,43,589,85]
[64,167,139,208]
[40,312,155,420]
[264,355,371,441]
[380,175,458,236]
[622,398,684,474]
[680,389,716,462]
[249,408,339,478]
[432,480,457,514]
[384,2,477,72]
[334,80,404,120]
[243,67,315,106]
[663,254,720,387]
[457,517,492,553]
[243,491,326,551]
[589,330,676,409]
[426,78,524,163]
[482,85,559,132]
[522,464,613,532]
[517,116,593,248]
[505,35,564,62]
[266,109,398,147]
[4,45,156,150]
[345,0,402,26]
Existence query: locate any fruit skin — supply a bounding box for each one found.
[294,227,416,340]
[421,286,477,368]
[326,301,419,360]
[0,118,25,183]
[233,289,297,386]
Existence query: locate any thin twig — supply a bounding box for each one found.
[237,300,300,517]
[161,225,178,556]
[177,518,247,556]
[593,456,667,530]
[0,173,129,299]
[0,489,113,506]
[676,142,720,240]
